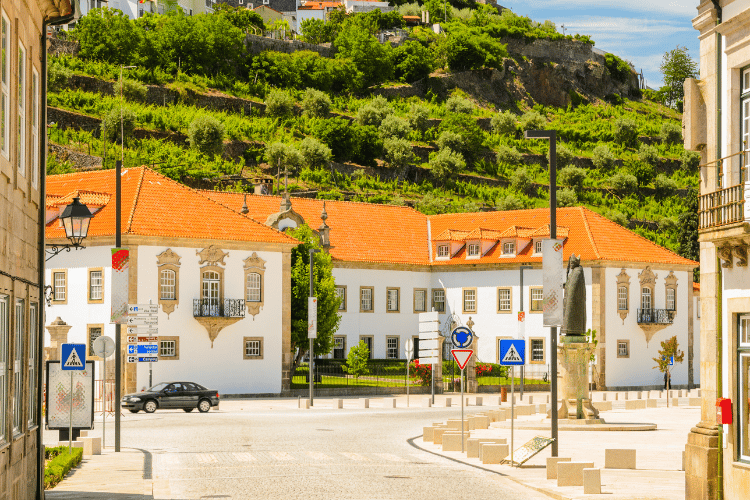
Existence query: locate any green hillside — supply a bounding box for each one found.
[45,6,699,263]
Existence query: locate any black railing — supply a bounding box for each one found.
[637,308,674,325]
[193,299,245,318]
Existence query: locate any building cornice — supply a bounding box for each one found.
[47,235,298,253]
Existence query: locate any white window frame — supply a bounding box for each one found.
[432,289,445,313]
[413,289,426,313]
[17,41,26,178]
[246,272,261,302]
[618,286,628,310]
[27,303,37,427]
[0,295,7,443]
[467,243,480,257]
[743,68,750,172]
[53,271,66,302]
[530,337,545,363]
[530,287,544,312]
[160,340,176,357]
[463,288,477,313]
[333,336,345,359]
[738,315,750,461]
[160,269,176,300]
[641,287,652,310]
[244,339,262,358]
[667,288,676,311]
[437,244,449,259]
[386,336,399,359]
[13,299,23,435]
[534,240,542,254]
[386,288,399,312]
[497,287,511,312]
[0,13,9,159]
[360,287,373,312]
[502,241,515,255]
[335,286,346,311]
[617,339,630,358]
[89,269,103,301]
[31,67,39,189]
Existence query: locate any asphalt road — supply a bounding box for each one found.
[88,399,553,500]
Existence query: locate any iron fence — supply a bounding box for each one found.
[193,299,245,318]
[292,363,414,391]
[637,308,674,325]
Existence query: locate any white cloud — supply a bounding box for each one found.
[501,0,696,17]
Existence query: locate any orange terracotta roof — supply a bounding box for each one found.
[51,189,112,208]
[693,282,700,292]
[498,225,535,239]
[465,228,505,241]
[433,229,470,242]
[46,168,298,246]
[530,224,570,238]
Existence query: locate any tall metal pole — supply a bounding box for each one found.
[114,158,122,452]
[510,365,515,466]
[309,248,319,406]
[460,366,464,452]
[519,265,531,399]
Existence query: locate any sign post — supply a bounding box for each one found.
[451,349,473,452]
[127,303,159,387]
[405,339,414,407]
[92,336,115,449]
[308,248,319,406]
[500,339,526,466]
[418,312,440,404]
[61,343,86,453]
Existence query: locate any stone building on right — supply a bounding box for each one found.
[683,1,750,498]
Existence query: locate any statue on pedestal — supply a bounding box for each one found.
[562,255,586,339]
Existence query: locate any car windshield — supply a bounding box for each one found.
[148,383,169,392]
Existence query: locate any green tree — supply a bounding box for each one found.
[430,147,465,185]
[334,25,393,86]
[300,18,333,44]
[659,46,698,110]
[676,187,700,281]
[652,336,685,379]
[101,106,136,145]
[265,142,303,174]
[383,137,415,169]
[289,225,341,372]
[343,341,370,379]
[393,40,434,83]
[187,115,225,157]
[72,8,142,65]
[300,88,332,118]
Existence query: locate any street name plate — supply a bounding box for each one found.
[418,357,439,364]
[418,321,440,332]
[128,304,158,315]
[419,332,439,340]
[127,326,158,335]
[418,311,439,322]
[420,339,439,350]
[137,336,158,343]
[138,357,158,363]
[127,316,158,326]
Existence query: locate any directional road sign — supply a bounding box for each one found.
[418,311,439,322]
[138,357,158,363]
[499,339,525,366]
[127,316,157,326]
[128,344,158,355]
[127,355,137,363]
[451,349,473,370]
[419,321,440,333]
[418,332,439,340]
[451,327,473,348]
[127,326,158,335]
[61,344,86,371]
[128,304,158,315]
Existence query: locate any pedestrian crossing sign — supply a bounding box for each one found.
[61,343,86,371]
[499,339,525,366]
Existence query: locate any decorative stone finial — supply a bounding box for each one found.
[241,194,249,215]
[318,201,330,248]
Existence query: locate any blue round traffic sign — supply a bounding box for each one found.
[451,327,473,348]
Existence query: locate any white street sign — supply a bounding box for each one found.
[127,326,158,335]
[308,297,318,339]
[127,316,157,326]
[405,339,414,360]
[419,349,440,358]
[418,357,439,364]
[418,311,439,322]
[419,332,439,340]
[418,321,440,332]
[128,304,158,315]
[420,339,439,350]
[543,239,565,327]
[127,355,137,363]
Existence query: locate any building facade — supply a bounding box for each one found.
[683,1,750,498]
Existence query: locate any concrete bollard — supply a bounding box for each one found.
[423,398,432,408]
[386,398,397,408]
[474,415,490,429]
[672,398,680,407]
[80,436,101,455]
[442,433,464,452]
[433,428,449,445]
[361,398,369,409]
[475,396,483,406]
[335,399,343,409]
[445,397,452,407]
[682,451,686,471]
[467,416,476,431]
[79,430,89,437]
[72,439,93,457]
[481,444,509,464]
[605,449,636,469]
[300,399,310,409]
[527,396,534,404]
[546,457,572,480]
[446,419,462,430]
[647,399,657,408]
[583,468,602,494]
[557,462,595,487]
[468,438,507,459]
[423,426,436,442]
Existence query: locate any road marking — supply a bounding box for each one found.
[339,452,369,462]
[269,451,294,461]
[196,454,217,463]
[373,453,407,462]
[305,451,331,460]
[232,453,256,462]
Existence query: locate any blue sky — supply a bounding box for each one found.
[499,0,700,89]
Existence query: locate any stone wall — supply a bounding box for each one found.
[245,34,335,58]
[501,37,604,66]
[49,144,103,170]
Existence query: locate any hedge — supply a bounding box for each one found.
[44,446,83,489]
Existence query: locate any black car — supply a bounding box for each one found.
[121,382,220,413]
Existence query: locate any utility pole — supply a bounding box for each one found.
[308,248,320,405]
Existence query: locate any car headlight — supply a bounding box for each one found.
[130,397,141,402]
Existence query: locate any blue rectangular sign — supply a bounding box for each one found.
[138,357,158,363]
[61,343,86,371]
[127,344,158,355]
[499,339,525,366]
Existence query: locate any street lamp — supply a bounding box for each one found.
[308,248,320,405]
[45,197,93,261]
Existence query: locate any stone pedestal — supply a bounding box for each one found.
[45,317,72,361]
[558,342,600,420]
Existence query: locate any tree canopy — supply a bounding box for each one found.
[659,46,698,110]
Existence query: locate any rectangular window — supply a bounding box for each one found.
[53,271,66,302]
[87,325,102,359]
[13,299,23,435]
[530,338,544,363]
[333,336,345,359]
[244,337,263,359]
[246,272,261,302]
[158,336,179,360]
[31,68,39,189]
[413,289,426,313]
[359,336,373,359]
[497,287,511,312]
[618,286,628,310]
[738,315,750,461]
[467,243,480,257]
[360,287,373,312]
[641,287,652,310]
[386,336,399,359]
[0,295,7,442]
[617,340,630,358]
[667,288,676,311]
[530,288,544,312]
[160,269,176,300]
[437,244,449,258]
[386,288,399,312]
[88,269,103,302]
[534,240,542,254]
[463,288,477,313]
[28,303,37,427]
[17,41,26,178]
[743,68,750,170]
[502,241,515,255]
[1,14,9,158]
[432,289,445,313]
[335,286,346,311]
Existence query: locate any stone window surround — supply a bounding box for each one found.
[665,271,678,312]
[529,337,545,364]
[529,287,544,313]
[638,267,657,310]
[413,288,427,313]
[386,336,399,359]
[86,324,104,361]
[51,269,67,304]
[156,249,181,317]
[87,267,104,304]
[158,336,180,360]
[360,286,374,313]
[0,293,7,443]
[616,269,631,323]
[0,12,9,160]
[359,335,374,359]
[12,299,24,436]
[27,302,38,428]
[496,287,512,313]
[462,287,477,314]
[243,337,263,360]
[336,285,347,312]
[201,265,225,303]
[386,287,400,313]
[617,339,630,358]
[243,253,266,319]
[431,288,446,313]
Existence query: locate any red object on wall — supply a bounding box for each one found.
[716,398,733,424]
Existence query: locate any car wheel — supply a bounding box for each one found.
[183,408,194,413]
[198,399,211,413]
[128,409,139,414]
[144,400,158,413]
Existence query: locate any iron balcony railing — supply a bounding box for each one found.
[193,299,245,318]
[637,308,674,325]
[699,184,745,229]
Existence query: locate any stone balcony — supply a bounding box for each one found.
[192,299,245,347]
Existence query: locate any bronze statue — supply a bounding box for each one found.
[562,254,586,336]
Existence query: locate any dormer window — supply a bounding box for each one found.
[467,243,480,257]
[502,241,515,255]
[534,240,542,254]
[437,244,449,258]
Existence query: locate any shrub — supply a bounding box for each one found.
[609,172,638,195]
[300,88,331,118]
[299,137,332,169]
[660,121,682,144]
[187,115,225,157]
[383,137,415,169]
[393,40,434,82]
[592,144,616,170]
[558,166,587,190]
[556,143,575,168]
[44,446,83,489]
[511,167,533,194]
[445,95,473,114]
[491,111,516,135]
[101,106,136,144]
[681,149,701,171]
[438,113,484,159]
[637,143,659,166]
[409,360,432,386]
[113,78,147,102]
[379,115,411,139]
[416,192,448,214]
[605,53,631,83]
[606,210,629,226]
[556,187,578,207]
[265,142,303,173]
[265,89,295,117]
[495,193,524,211]
[496,145,522,165]
[659,216,678,233]
[48,63,72,92]
[408,103,431,132]
[630,161,656,187]
[436,130,463,153]
[654,173,678,198]
[356,103,392,127]
[343,340,369,378]
[518,110,546,131]
[430,147,465,184]
[614,117,638,147]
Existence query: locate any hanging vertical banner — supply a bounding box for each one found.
[542,239,564,327]
[111,248,130,324]
[517,311,526,338]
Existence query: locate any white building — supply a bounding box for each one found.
[45,168,298,396]
[342,0,392,14]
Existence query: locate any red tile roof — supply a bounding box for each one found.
[693,282,700,292]
[45,168,298,246]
